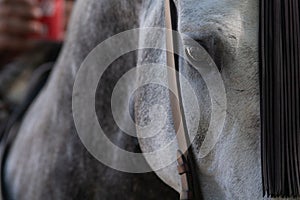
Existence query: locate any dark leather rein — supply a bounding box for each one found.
[165,1,201,199]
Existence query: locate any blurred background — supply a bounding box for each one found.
[0,0,74,133]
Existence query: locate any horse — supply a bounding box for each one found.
[2,0,276,199]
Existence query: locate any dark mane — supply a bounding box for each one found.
[260,0,300,197]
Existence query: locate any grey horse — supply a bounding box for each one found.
[4,0,269,199]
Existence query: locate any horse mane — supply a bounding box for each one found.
[260,0,300,197]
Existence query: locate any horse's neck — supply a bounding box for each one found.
[52,0,143,80]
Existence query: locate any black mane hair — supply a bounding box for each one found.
[260,0,300,197]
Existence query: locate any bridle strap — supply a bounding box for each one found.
[164,0,195,199]
[164,0,190,152]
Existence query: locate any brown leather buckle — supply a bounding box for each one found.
[180,190,193,200]
[177,162,189,175]
[177,150,190,175]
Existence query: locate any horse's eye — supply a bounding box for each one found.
[194,37,224,72]
[181,29,230,73]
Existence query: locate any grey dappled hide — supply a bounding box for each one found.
[3,0,283,200]
[136,0,267,200]
[3,0,177,199]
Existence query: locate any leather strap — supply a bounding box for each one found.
[177,150,193,200]
[164,1,194,199]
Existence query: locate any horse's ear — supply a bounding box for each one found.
[260,0,300,197]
